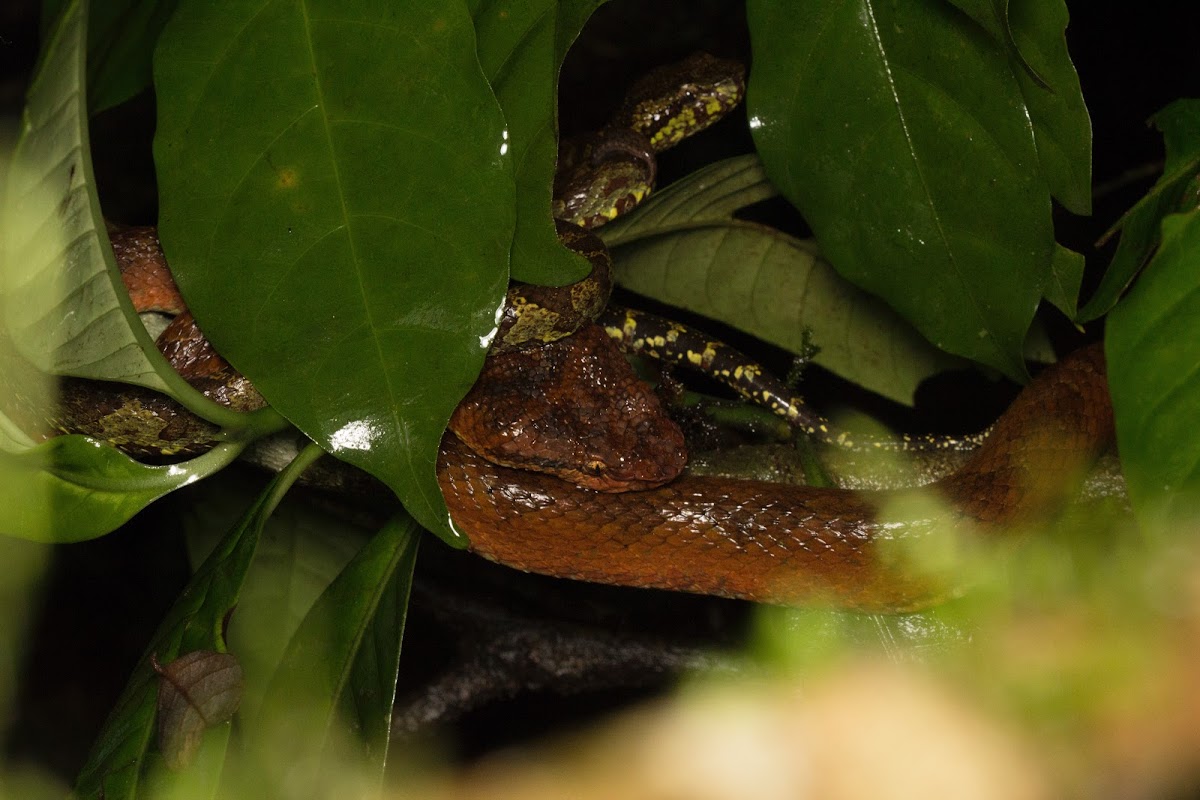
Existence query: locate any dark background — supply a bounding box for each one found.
[1,0,1194,784]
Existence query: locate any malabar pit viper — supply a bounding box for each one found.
[51,53,1116,611]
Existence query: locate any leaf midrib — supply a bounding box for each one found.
[294,0,434,514]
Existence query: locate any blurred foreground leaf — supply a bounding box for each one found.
[244,514,419,794]
[72,444,323,800]
[3,0,245,423]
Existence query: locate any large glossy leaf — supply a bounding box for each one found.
[746,0,1055,380]
[1079,100,1200,322]
[154,0,515,541]
[1106,209,1200,523]
[950,0,1092,215]
[73,444,324,800]
[601,156,964,405]
[244,515,418,793]
[472,0,605,286]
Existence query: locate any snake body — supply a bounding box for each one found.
[55,54,1117,610]
[439,344,1113,610]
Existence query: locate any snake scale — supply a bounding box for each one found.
[65,54,1115,610]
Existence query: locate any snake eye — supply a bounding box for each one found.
[586,460,605,475]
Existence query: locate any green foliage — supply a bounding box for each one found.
[472,0,607,286]
[1107,208,1200,521]
[42,0,180,113]
[1080,100,1200,321]
[601,155,965,405]
[153,0,514,541]
[1045,244,1086,321]
[72,444,325,800]
[744,0,1085,379]
[9,0,1200,795]
[1,0,282,542]
[0,435,241,543]
[243,515,418,794]
[7,0,218,407]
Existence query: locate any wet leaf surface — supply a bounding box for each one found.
[154,0,515,541]
[746,0,1057,379]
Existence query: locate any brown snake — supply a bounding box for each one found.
[99,222,1114,611]
[438,343,1113,611]
[73,52,1116,611]
[98,227,1117,612]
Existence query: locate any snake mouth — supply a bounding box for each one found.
[560,467,677,494]
[561,442,687,493]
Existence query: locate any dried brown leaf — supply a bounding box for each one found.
[153,649,244,770]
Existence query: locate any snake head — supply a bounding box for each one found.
[450,324,687,492]
[614,52,747,153]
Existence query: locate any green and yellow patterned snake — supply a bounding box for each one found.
[54,53,1116,610]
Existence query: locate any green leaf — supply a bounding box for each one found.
[0,0,254,545]
[1079,100,1200,322]
[602,156,964,405]
[85,0,182,113]
[942,0,1092,214]
[1106,209,1200,523]
[181,472,370,721]
[245,515,418,793]
[944,0,1044,84]
[72,443,324,800]
[5,0,168,390]
[746,0,1054,380]
[153,0,515,542]
[473,0,605,286]
[1007,0,1092,215]
[44,0,181,113]
[2,0,265,430]
[943,0,1008,42]
[0,433,241,543]
[1044,244,1085,321]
